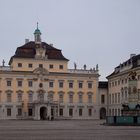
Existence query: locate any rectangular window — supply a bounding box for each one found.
[101,95,105,104]
[49,81,54,88]
[59,108,63,116]
[59,65,63,69]
[39,64,43,68]
[7,108,11,116]
[17,108,22,116]
[18,63,22,67]
[7,81,11,86]
[49,64,53,69]
[88,94,92,103]
[59,94,63,103]
[7,93,12,102]
[79,82,83,88]
[88,83,92,89]
[28,81,33,87]
[79,108,82,116]
[18,81,22,87]
[88,108,92,116]
[28,108,33,116]
[28,63,32,68]
[59,82,63,88]
[69,82,73,88]
[69,94,73,103]
[28,93,33,102]
[79,94,83,103]
[118,93,120,103]
[17,93,22,102]
[69,108,73,116]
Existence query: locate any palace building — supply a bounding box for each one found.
[107,54,140,117]
[0,25,100,120]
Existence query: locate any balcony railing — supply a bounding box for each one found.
[0,66,12,71]
[68,69,98,74]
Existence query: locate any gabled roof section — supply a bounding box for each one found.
[9,41,69,64]
[107,54,140,78]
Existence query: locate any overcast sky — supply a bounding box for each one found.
[0,0,140,80]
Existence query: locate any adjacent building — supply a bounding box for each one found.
[0,26,100,120]
[107,54,140,116]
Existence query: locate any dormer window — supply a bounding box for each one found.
[49,64,53,69]
[28,64,33,68]
[39,64,43,68]
[59,65,63,69]
[18,63,22,67]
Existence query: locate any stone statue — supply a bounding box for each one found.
[74,62,77,70]
[83,64,86,70]
[2,59,5,67]
[96,64,98,71]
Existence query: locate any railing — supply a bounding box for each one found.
[0,66,12,71]
[68,69,98,74]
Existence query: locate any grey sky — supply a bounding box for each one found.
[0,0,140,80]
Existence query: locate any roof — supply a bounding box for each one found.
[98,81,108,88]
[9,41,69,64]
[107,54,140,78]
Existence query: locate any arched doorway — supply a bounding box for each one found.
[100,107,106,119]
[40,107,47,120]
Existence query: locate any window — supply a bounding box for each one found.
[101,95,105,104]
[69,82,73,88]
[7,81,11,86]
[28,64,32,68]
[17,108,22,116]
[79,94,83,103]
[17,81,22,87]
[125,79,127,84]
[112,94,114,104]
[59,82,63,88]
[59,108,63,116]
[49,64,53,69]
[118,80,120,85]
[28,93,33,102]
[88,94,92,103]
[49,81,54,88]
[88,83,92,89]
[109,94,111,104]
[39,83,43,88]
[28,81,33,87]
[59,94,63,103]
[39,64,43,68]
[69,94,73,103]
[121,79,124,84]
[18,63,22,67]
[118,93,120,103]
[17,93,22,102]
[48,93,53,102]
[28,108,33,116]
[69,108,73,116]
[7,108,11,116]
[7,93,12,102]
[115,93,117,103]
[79,82,83,88]
[88,108,92,116]
[38,93,44,102]
[59,65,63,69]
[79,108,82,116]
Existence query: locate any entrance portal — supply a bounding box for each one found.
[40,107,47,120]
[100,107,106,119]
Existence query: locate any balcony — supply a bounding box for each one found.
[68,69,98,74]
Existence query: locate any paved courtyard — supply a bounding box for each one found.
[0,120,140,140]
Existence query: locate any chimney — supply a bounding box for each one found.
[130,54,136,58]
[25,39,29,44]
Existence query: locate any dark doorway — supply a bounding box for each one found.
[100,107,106,119]
[40,107,47,120]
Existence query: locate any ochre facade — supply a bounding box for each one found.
[0,26,100,120]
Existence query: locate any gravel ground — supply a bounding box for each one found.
[0,120,140,140]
